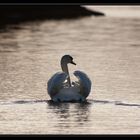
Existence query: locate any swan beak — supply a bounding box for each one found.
[71,61,76,65]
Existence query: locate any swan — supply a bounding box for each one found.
[47,55,92,102]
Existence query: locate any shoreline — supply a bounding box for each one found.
[0,6,105,28]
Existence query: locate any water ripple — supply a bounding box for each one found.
[0,99,139,108]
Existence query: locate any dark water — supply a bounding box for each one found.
[0,7,140,134]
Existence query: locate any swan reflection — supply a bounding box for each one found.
[47,101,92,128]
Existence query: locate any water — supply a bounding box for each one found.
[0,6,140,134]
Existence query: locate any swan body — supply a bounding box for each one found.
[47,55,92,102]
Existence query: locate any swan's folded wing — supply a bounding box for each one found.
[47,72,68,98]
[73,70,92,98]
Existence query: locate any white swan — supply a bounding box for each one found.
[47,55,92,102]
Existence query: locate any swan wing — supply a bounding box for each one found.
[47,72,68,98]
[73,70,92,98]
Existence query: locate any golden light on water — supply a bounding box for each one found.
[85,6,140,17]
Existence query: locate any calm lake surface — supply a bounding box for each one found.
[0,6,140,134]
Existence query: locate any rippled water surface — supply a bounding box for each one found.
[0,7,140,134]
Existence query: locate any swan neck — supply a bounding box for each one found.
[61,62,71,87]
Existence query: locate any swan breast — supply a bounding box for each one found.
[52,87,85,102]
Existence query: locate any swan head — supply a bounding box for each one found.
[61,55,76,65]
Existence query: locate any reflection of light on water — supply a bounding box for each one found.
[0,99,140,134]
[0,11,140,133]
[85,6,140,18]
